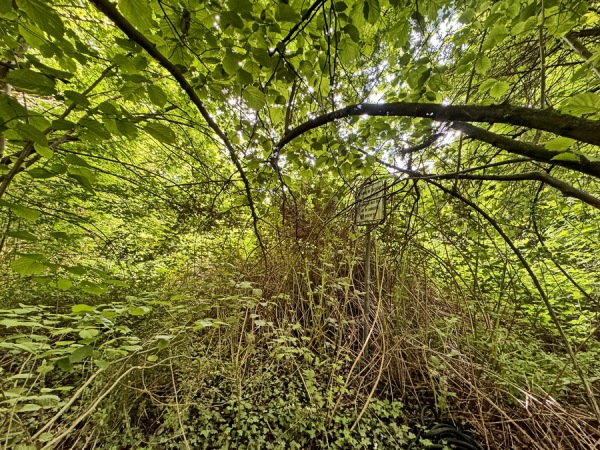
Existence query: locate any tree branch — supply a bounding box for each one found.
[275,102,600,178]
[89,0,267,260]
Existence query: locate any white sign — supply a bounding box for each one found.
[356,180,386,226]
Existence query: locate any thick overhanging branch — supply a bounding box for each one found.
[275,102,600,178]
[89,0,266,259]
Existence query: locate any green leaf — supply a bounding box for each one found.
[551,152,581,162]
[338,38,361,65]
[275,4,300,22]
[15,403,42,413]
[147,354,158,362]
[229,0,253,14]
[9,204,41,222]
[118,0,154,31]
[559,92,600,116]
[79,328,99,340]
[57,358,73,372]
[72,304,95,314]
[128,306,150,316]
[11,255,46,275]
[242,86,266,111]
[16,0,64,39]
[35,145,54,159]
[28,168,56,179]
[65,153,91,167]
[363,0,381,24]
[64,90,90,107]
[220,11,244,29]
[147,85,167,107]
[69,345,92,363]
[489,81,510,98]
[14,122,48,146]
[81,282,107,295]
[5,69,56,95]
[144,123,176,144]
[4,230,38,241]
[57,279,73,291]
[544,137,576,151]
[474,56,491,75]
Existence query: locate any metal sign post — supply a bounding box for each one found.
[355,180,386,358]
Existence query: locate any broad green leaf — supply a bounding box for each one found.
[474,56,491,75]
[28,168,56,179]
[79,328,99,340]
[11,255,46,275]
[545,137,576,151]
[118,0,154,31]
[275,4,300,22]
[147,354,158,362]
[57,358,73,372]
[72,304,95,313]
[65,153,91,167]
[35,145,54,159]
[147,85,167,107]
[57,279,73,291]
[242,86,266,111]
[220,11,244,29]
[9,204,41,222]
[5,69,56,95]
[4,230,38,241]
[69,345,92,363]
[363,0,381,24]
[14,122,48,146]
[144,123,176,144]
[81,282,107,295]
[128,306,150,316]
[489,81,510,98]
[551,152,581,162]
[559,92,600,116]
[229,0,252,13]
[16,0,64,39]
[64,90,90,107]
[338,38,361,65]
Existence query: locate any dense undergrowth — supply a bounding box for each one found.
[2,202,599,449]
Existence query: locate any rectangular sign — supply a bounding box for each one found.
[355,180,386,226]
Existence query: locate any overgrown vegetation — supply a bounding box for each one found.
[2,0,600,448]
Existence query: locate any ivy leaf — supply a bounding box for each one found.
[144,123,176,144]
[242,86,266,111]
[16,0,64,39]
[118,0,154,31]
[11,255,47,275]
[147,85,167,107]
[474,56,491,75]
[5,69,56,95]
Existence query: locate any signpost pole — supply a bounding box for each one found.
[363,225,372,358]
